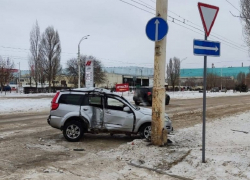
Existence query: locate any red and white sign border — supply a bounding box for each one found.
[198,2,219,37]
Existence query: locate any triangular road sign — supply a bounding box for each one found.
[198,2,219,37]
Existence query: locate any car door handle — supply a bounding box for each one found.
[106,111,111,114]
[83,108,88,111]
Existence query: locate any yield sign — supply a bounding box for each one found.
[198,2,219,37]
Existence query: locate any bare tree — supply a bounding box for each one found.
[39,26,61,92]
[246,72,250,87]
[166,57,180,90]
[206,73,219,90]
[0,57,15,93]
[185,77,196,87]
[29,21,41,91]
[237,72,246,84]
[240,0,250,51]
[66,55,106,87]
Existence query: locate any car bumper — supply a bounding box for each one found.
[165,120,173,133]
[47,115,62,129]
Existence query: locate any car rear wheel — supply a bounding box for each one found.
[63,120,83,142]
[140,124,151,140]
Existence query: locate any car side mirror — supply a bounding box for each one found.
[123,106,130,112]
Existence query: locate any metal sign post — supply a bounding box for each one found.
[202,34,207,163]
[196,2,220,163]
[85,60,94,88]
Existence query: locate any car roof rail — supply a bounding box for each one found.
[60,88,121,97]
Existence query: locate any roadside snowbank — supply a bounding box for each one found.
[98,111,250,180]
[0,98,51,115]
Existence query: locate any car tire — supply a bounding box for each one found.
[165,97,170,105]
[135,101,140,105]
[63,120,83,142]
[140,124,151,140]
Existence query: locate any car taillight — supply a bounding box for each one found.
[147,92,152,96]
[51,91,60,110]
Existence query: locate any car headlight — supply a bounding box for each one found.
[165,115,170,122]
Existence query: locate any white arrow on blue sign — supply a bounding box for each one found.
[193,39,220,57]
[146,17,169,42]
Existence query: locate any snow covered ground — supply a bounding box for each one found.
[92,111,250,180]
[1,91,250,179]
[0,90,249,115]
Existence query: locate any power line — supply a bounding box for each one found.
[137,0,154,8]
[131,0,247,50]
[168,11,246,48]
[0,46,76,55]
[119,0,249,54]
[119,0,154,15]
[225,0,241,13]
[168,18,204,36]
[130,0,155,11]
[169,16,248,52]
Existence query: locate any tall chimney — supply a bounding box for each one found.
[242,62,243,67]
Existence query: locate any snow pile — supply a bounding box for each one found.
[115,90,250,101]
[0,92,55,98]
[98,111,250,180]
[167,90,250,99]
[0,98,51,115]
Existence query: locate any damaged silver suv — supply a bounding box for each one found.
[47,88,173,142]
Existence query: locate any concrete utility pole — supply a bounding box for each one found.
[151,0,168,146]
[78,35,89,88]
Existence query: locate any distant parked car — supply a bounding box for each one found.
[221,88,227,92]
[210,87,219,92]
[133,87,170,106]
[0,85,11,91]
[199,89,204,93]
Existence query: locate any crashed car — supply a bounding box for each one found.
[47,88,173,142]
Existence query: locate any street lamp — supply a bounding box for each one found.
[220,66,226,91]
[78,35,90,88]
[179,57,187,91]
[138,68,143,86]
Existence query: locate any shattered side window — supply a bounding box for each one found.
[89,96,102,106]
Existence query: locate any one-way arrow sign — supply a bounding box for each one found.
[193,39,220,57]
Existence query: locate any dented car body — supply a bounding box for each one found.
[47,88,173,142]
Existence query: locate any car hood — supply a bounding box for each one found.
[139,107,153,115]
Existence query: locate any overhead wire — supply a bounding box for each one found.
[145,0,247,49]
[1,0,248,68]
[225,0,241,13]
[120,0,249,54]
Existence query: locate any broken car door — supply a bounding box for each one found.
[103,96,134,131]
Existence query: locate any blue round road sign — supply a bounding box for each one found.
[146,17,169,42]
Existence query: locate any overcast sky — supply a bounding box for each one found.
[0,0,249,70]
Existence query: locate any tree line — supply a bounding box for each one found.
[166,57,250,91]
[28,21,106,92]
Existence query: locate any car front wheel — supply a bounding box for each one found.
[135,101,140,105]
[140,124,151,140]
[63,120,83,142]
[165,97,170,105]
